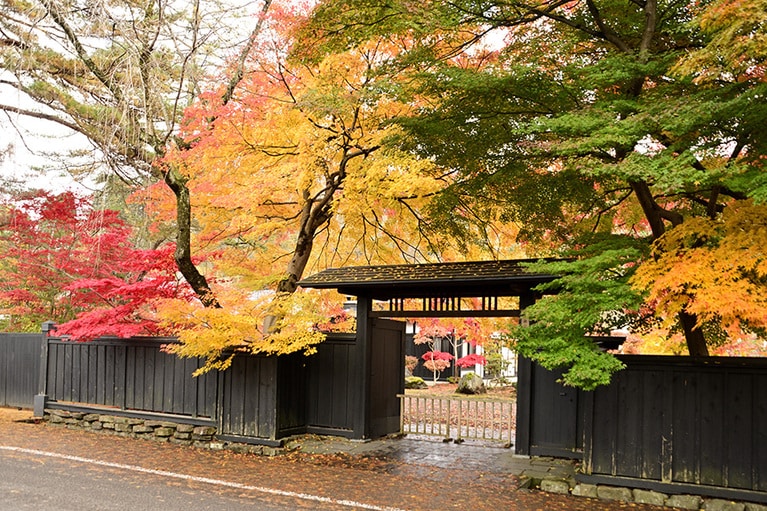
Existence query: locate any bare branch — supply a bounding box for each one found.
[221,0,273,105]
[0,103,82,133]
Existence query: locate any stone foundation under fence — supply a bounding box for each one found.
[43,409,286,456]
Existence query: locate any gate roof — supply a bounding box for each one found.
[298,258,560,300]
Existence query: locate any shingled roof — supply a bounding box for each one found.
[298,259,560,300]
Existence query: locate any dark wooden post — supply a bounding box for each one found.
[514,290,536,455]
[352,295,372,439]
[34,321,56,417]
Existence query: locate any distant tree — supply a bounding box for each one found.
[413,316,497,382]
[421,351,454,384]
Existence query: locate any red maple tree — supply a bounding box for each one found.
[0,191,190,337]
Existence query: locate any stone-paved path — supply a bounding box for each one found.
[0,407,669,511]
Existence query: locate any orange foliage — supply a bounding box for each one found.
[632,200,767,349]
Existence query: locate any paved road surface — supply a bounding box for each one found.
[0,408,669,511]
[0,446,380,511]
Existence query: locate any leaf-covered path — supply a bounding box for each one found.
[0,408,668,511]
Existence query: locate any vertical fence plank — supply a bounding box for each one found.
[755,373,767,492]
[726,373,754,488]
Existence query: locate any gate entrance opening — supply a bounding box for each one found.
[300,258,580,456]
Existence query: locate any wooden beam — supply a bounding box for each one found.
[369,309,521,318]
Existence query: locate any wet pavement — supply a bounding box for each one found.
[291,434,578,489]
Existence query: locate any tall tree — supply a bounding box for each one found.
[0,0,273,306]
[301,0,767,387]
[148,11,500,369]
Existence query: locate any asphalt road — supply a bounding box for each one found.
[0,408,669,511]
[0,447,388,511]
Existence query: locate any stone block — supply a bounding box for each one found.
[745,503,767,511]
[176,424,195,433]
[540,479,570,494]
[113,417,144,426]
[83,414,100,422]
[114,423,132,433]
[261,447,283,457]
[145,420,177,429]
[133,425,154,434]
[633,489,668,506]
[227,444,262,455]
[667,494,703,509]
[91,421,103,431]
[193,426,216,436]
[571,484,599,498]
[704,499,745,511]
[174,432,191,440]
[597,486,634,502]
[154,427,175,438]
[99,415,115,423]
[48,414,64,424]
[101,421,116,430]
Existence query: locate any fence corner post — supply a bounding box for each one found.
[34,321,55,417]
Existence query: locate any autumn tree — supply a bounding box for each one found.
[0,191,186,334]
[0,0,274,306]
[148,7,479,369]
[412,316,498,382]
[300,0,767,387]
[632,201,767,351]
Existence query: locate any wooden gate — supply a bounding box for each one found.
[306,334,357,436]
[369,319,405,438]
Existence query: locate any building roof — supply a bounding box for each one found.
[298,259,560,300]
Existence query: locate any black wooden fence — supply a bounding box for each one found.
[46,337,218,418]
[580,355,767,503]
[35,335,363,443]
[0,333,41,408]
[2,327,403,444]
[516,354,767,503]
[5,330,766,502]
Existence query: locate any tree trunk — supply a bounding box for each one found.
[276,229,314,294]
[163,167,221,308]
[630,180,709,357]
[679,311,709,356]
[276,187,331,294]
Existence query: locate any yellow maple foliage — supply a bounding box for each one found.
[145,31,505,369]
[632,200,767,351]
[157,286,328,374]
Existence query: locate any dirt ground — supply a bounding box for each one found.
[406,382,516,400]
